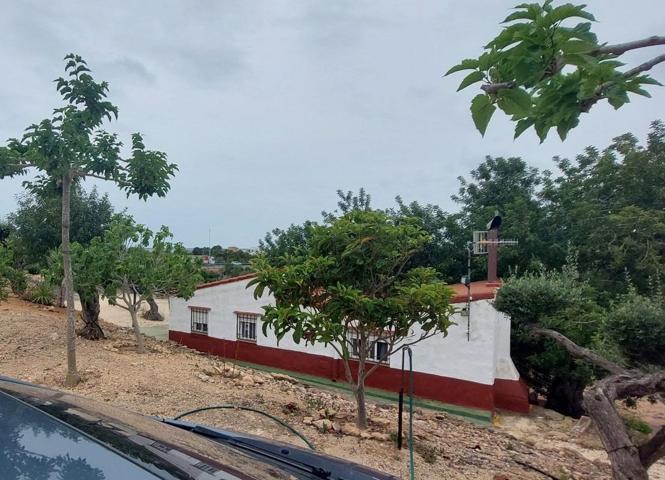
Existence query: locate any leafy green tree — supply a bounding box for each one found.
[251,210,455,428]
[541,122,665,295]
[453,156,560,277]
[496,269,665,479]
[495,267,603,415]
[93,219,202,353]
[8,186,114,271]
[0,55,176,385]
[390,197,467,284]
[447,1,664,140]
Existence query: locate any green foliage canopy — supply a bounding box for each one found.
[447,1,664,140]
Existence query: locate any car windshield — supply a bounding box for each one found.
[0,390,163,480]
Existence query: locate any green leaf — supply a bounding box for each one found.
[514,118,534,138]
[544,4,596,26]
[561,39,596,54]
[457,71,485,91]
[502,10,536,23]
[470,94,496,136]
[498,88,532,117]
[445,59,479,76]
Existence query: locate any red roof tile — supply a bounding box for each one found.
[196,273,257,290]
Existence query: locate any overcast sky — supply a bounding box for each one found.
[0,1,663,247]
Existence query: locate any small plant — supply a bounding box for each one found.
[24,281,55,306]
[414,441,437,464]
[623,416,652,435]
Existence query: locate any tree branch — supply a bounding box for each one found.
[530,327,627,375]
[481,81,515,94]
[595,36,665,56]
[623,53,665,77]
[639,425,665,469]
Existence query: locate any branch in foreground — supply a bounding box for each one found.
[639,425,665,469]
[596,36,665,56]
[530,327,627,375]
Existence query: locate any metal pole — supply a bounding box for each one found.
[466,242,472,341]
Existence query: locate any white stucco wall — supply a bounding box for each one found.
[170,278,520,386]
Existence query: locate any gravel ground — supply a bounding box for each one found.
[1,297,652,479]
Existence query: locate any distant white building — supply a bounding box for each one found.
[169,273,529,414]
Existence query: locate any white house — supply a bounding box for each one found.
[169,273,529,414]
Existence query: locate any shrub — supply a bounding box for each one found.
[604,292,665,367]
[24,281,55,306]
[6,269,28,295]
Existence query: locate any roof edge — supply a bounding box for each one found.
[196,273,257,290]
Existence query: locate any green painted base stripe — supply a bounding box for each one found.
[231,359,491,424]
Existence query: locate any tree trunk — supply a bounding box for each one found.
[129,306,145,353]
[62,172,80,386]
[582,385,648,480]
[78,291,105,340]
[353,380,369,429]
[56,279,66,308]
[545,375,585,417]
[143,296,163,321]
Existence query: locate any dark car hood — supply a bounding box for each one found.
[0,376,396,480]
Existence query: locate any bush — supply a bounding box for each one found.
[605,292,665,367]
[24,281,55,306]
[6,268,28,295]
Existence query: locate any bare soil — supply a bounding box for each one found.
[1,297,663,479]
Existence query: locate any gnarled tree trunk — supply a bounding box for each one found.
[143,296,163,321]
[79,291,104,340]
[532,327,665,480]
[129,305,145,353]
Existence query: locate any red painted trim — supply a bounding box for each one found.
[197,273,257,290]
[169,330,528,414]
[494,378,530,413]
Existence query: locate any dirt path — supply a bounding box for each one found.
[1,297,657,479]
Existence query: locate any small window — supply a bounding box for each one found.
[348,331,390,363]
[236,312,259,342]
[190,307,209,334]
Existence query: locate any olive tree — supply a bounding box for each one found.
[496,273,665,480]
[447,1,664,141]
[0,55,176,385]
[251,210,455,428]
[94,219,202,353]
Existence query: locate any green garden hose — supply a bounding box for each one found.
[173,404,315,450]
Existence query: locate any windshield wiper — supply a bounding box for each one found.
[161,419,391,480]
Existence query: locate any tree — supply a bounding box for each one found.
[496,272,665,479]
[541,122,665,295]
[251,210,455,428]
[93,219,202,353]
[494,267,604,416]
[0,55,176,385]
[8,185,114,271]
[447,1,664,140]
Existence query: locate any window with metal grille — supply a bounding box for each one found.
[190,307,209,334]
[236,312,258,342]
[348,331,389,363]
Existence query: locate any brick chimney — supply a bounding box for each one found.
[487,228,498,283]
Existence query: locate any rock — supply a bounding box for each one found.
[196,373,211,382]
[340,423,361,437]
[303,416,314,425]
[270,373,298,384]
[312,419,334,433]
[238,375,255,386]
[372,417,392,428]
[360,431,372,439]
[369,432,391,442]
[571,415,592,435]
[49,333,58,341]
